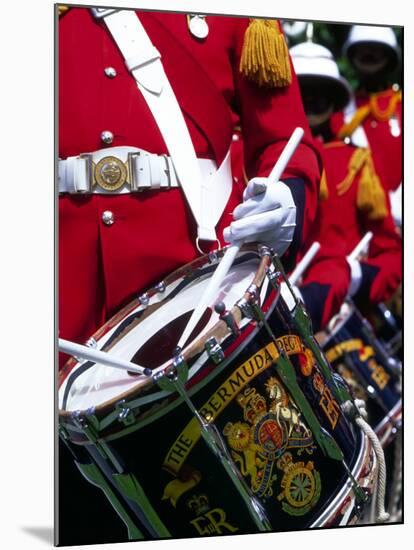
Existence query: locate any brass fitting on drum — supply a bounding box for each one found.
[266,268,282,291]
[115,399,136,426]
[236,297,254,319]
[258,245,272,257]
[214,301,240,337]
[205,336,225,364]
[165,364,179,381]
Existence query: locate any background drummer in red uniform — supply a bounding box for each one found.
[330,25,402,224]
[289,41,402,331]
[58,7,322,368]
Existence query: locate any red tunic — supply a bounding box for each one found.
[331,88,402,192]
[59,8,321,366]
[300,140,402,330]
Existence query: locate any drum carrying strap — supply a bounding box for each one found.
[91,8,232,244]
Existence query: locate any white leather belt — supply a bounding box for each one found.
[58,146,230,195]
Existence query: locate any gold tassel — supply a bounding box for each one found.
[240,19,292,87]
[357,152,388,221]
[319,169,329,200]
[337,148,368,196]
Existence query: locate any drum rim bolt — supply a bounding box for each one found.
[139,292,150,306]
[246,283,259,302]
[116,400,135,426]
[266,268,281,288]
[259,245,272,257]
[165,364,179,381]
[155,281,166,293]
[236,297,254,319]
[208,250,218,264]
[85,337,98,349]
[205,336,224,364]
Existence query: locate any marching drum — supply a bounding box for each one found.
[59,246,377,540]
[371,286,402,360]
[321,302,402,448]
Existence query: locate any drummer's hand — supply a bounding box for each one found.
[223,179,296,256]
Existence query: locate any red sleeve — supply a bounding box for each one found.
[358,205,402,304]
[300,254,351,331]
[231,20,323,246]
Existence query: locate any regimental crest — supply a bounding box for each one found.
[276,452,322,516]
[223,379,315,500]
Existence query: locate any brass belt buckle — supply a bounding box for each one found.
[94,155,128,192]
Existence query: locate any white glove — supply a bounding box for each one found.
[223,178,297,256]
[347,258,362,297]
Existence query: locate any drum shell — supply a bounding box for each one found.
[322,308,401,442]
[60,293,374,535]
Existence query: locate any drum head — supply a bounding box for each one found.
[59,251,270,412]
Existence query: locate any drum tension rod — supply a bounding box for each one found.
[154,353,272,532]
[267,252,368,505]
[353,301,402,376]
[271,253,353,406]
[71,409,170,538]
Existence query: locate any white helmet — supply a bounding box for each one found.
[290,41,353,110]
[343,25,400,72]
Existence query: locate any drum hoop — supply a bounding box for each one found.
[88,312,276,442]
[58,245,272,422]
[310,428,374,527]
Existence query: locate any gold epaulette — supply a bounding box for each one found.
[356,150,388,221]
[334,147,387,220]
[240,19,292,88]
[337,90,402,138]
[58,6,70,16]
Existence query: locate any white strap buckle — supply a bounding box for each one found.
[125,47,161,72]
[58,154,93,193]
[128,151,172,191]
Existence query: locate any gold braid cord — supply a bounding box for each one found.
[240,19,292,87]
[357,152,388,221]
[336,148,368,196]
[336,148,388,221]
[338,91,402,138]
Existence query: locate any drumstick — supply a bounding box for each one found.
[177,127,305,350]
[59,338,152,377]
[347,231,373,262]
[289,241,321,286]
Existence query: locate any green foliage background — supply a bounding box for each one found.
[283,21,402,90]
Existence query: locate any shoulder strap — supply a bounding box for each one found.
[92,8,224,243]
